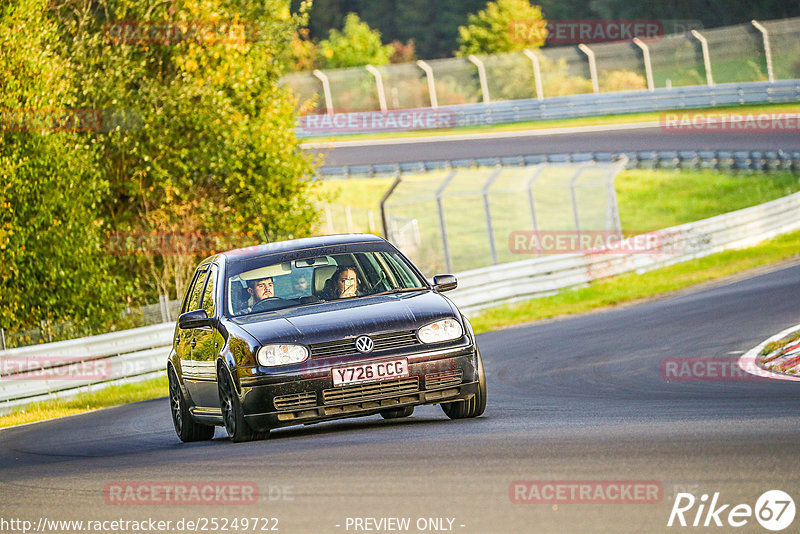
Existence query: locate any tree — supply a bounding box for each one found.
[0,0,121,337]
[457,0,547,57]
[1,0,323,339]
[317,13,393,68]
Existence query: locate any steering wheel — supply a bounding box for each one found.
[251,297,288,312]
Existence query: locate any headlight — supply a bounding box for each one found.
[257,344,309,366]
[417,318,463,344]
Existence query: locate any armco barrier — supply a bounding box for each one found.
[298,80,800,138]
[318,149,800,178]
[3,189,800,411]
[0,323,174,413]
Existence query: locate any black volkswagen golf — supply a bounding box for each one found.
[168,234,487,442]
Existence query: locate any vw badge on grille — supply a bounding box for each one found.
[355,335,374,353]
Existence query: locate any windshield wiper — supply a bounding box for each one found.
[371,287,428,296]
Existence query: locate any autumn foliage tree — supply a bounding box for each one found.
[2,0,321,340]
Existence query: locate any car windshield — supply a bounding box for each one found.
[227,250,428,317]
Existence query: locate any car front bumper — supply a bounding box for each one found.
[239,346,479,431]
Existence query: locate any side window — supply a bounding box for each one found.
[186,267,209,312]
[201,265,217,316]
[383,252,423,287]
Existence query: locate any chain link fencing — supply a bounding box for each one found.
[281,18,800,114]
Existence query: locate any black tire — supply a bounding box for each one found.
[441,350,487,420]
[168,367,215,442]
[218,366,269,442]
[380,406,414,419]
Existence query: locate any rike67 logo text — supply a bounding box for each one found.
[668,490,795,531]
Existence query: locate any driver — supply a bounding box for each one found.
[245,277,275,312]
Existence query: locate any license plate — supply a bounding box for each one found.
[332,359,409,386]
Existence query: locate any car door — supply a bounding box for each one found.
[179,265,210,405]
[188,264,222,408]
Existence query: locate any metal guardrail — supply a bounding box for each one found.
[3,189,800,411]
[299,80,800,138]
[0,323,174,413]
[319,149,800,178]
[450,189,800,314]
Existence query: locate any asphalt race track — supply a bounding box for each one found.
[312,125,800,167]
[3,261,800,533]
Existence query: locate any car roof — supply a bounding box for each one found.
[212,233,388,266]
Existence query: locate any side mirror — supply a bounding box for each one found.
[178,309,211,329]
[433,274,457,292]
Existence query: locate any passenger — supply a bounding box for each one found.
[331,266,359,299]
[292,275,309,297]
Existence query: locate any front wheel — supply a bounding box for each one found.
[169,367,215,442]
[441,350,487,419]
[218,366,269,442]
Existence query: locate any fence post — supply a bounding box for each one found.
[0,327,5,351]
[365,65,388,112]
[578,44,599,94]
[632,38,655,92]
[416,60,439,108]
[345,206,354,233]
[312,69,335,115]
[159,294,172,323]
[379,174,403,239]
[569,166,586,237]
[325,205,334,234]
[435,171,458,272]
[482,167,504,265]
[606,157,627,235]
[690,30,714,86]
[526,165,546,255]
[468,55,491,104]
[750,20,775,83]
[523,50,544,100]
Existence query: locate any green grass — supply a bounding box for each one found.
[616,169,800,232]
[301,102,799,143]
[469,228,800,334]
[0,376,167,429]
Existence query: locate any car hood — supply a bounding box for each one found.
[232,291,459,345]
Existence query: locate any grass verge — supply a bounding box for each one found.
[469,229,800,334]
[301,102,800,143]
[0,375,167,429]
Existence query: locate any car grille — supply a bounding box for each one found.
[273,391,317,411]
[425,369,463,389]
[309,330,419,358]
[322,377,419,405]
